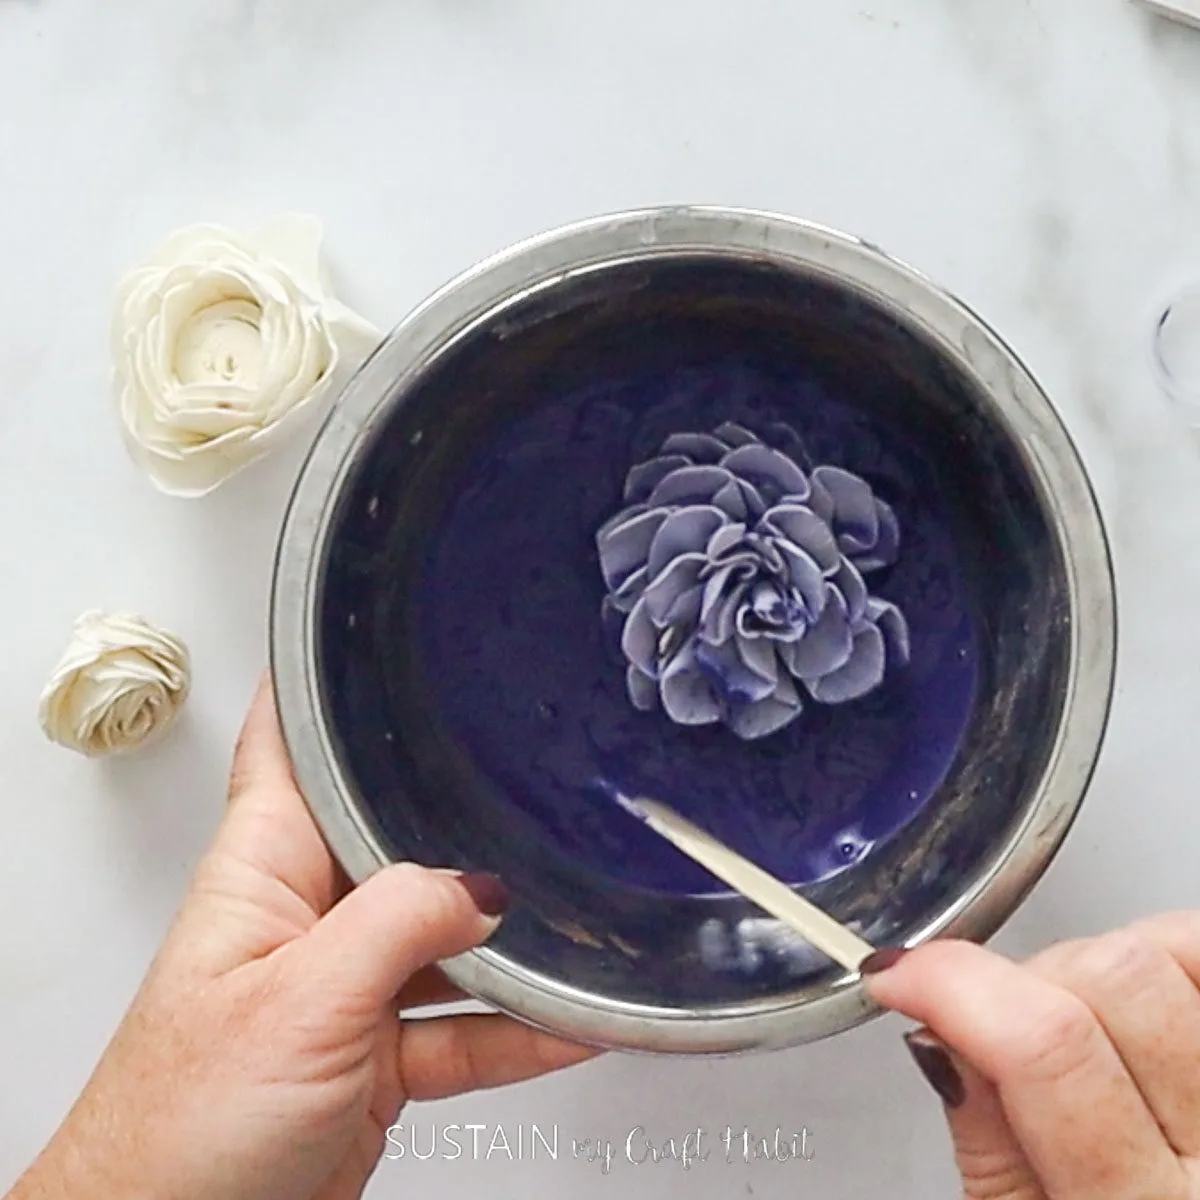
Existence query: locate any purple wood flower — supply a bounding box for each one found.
[597,423,910,740]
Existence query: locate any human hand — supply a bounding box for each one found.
[863,921,1200,1199]
[13,679,596,1200]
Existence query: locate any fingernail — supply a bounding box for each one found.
[903,1031,966,1109]
[457,871,510,917]
[859,947,908,975]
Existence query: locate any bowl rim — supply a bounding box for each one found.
[270,206,1117,1055]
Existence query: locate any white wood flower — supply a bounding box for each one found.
[112,215,380,496]
[38,612,191,757]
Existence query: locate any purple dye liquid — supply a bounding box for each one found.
[414,360,978,895]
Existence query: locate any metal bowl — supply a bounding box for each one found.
[271,208,1116,1054]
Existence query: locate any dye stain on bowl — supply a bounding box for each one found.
[313,249,1082,1016]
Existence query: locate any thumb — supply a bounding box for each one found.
[865,948,1045,1199]
[902,1030,1043,1200]
[295,864,509,1011]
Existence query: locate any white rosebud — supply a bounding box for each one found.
[38,612,191,757]
[112,214,380,496]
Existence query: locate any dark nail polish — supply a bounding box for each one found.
[904,1032,966,1109]
[859,947,908,975]
[457,871,510,917]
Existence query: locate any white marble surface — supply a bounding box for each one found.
[3,0,1200,1195]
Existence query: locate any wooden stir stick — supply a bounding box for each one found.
[613,790,876,972]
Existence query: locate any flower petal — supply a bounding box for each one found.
[710,477,768,520]
[761,505,840,574]
[711,479,768,521]
[664,584,705,629]
[812,465,880,553]
[626,665,660,712]
[643,552,708,625]
[866,597,912,665]
[172,298,266,391]
[763,618,808,644]
[854,499,901,573]
[700,570,748,646]
[712,421,761,448]
[775,542,827,618]
[736,589,805,640]
[620,595,660,675]
[660,647,723,725]
[646,465,735,508]
[833,559,868,623]
[660,432,730,463]
[597,502,647,540]
[738,633,780,685]
[707,522,747,560]
[805,623,886,703]
[749,580,789,625]
[647,506,728,579]
[701,562,738,621]
[808,474,835,524]
[762,421,812,472]
[747,531,784,575]
[623,455,691,503]
[597,508,668,590]
[736,479,769,519]
[719,444,810,504]
[782,586,853,679]
[711,481,747,520]
[695,638,778,703]
[728,673,803,740]
[711,591,747,645]
[609,565,649,613]
[708,550,763,576]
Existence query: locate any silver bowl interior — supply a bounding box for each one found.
[271,209,1115,1053]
